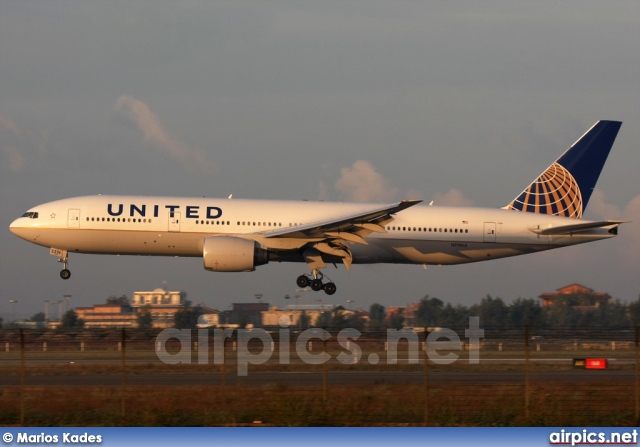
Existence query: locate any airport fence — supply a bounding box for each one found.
[0,326,638,426]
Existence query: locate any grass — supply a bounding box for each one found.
[0,380,635,427]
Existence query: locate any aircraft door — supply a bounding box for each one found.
[169,212,181,233]
[67,209,80,229]
[483,222,496,243]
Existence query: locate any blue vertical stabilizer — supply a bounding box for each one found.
[505,120,622,218]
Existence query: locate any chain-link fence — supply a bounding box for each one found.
[0,326,638,426]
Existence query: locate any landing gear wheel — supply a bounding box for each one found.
[56,251,70,280]
[323,282,337,295]
[296,275,310,288]
[310,279,323,291]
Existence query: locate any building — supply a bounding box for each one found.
[386,303,420,327]
[538,284,612,311]
[221,303,270,328]
[131,288,189,328]
[132,288,185,306]
[74,288,218,329]
[261,304,338,329]
[75,304,137,328]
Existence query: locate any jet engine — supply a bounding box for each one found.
[203,236,269,272]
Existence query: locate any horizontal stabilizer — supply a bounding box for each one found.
[528,220,629,235]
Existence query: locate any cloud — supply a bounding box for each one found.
[2,147,26,172]
[317,180,330,201]
[549,189,639,244]
[587,189,640,252]
[431,188,474,206]
[115,95,218,173]
[0,114,26,171]
[587,189,623,220]
[0,114,22,137]
[405,189,425,200]
[334,160,398,202]
[549,189,640,270]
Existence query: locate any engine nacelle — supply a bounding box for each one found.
[203,236,269,272]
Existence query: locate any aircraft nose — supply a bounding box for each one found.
[9,217,26,237]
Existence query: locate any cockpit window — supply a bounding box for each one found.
[21,212,39,219]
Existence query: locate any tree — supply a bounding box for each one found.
[315,310,333,329]
[369,303,385,323]
[591,300,629,329]
[629,297,640,326]
[297,311,310,331]
[30,311,46,322]
[329,308,365,332]
[416,296,444,327]
[367,303,386,331]
[174,307,202,329]
[469,295,509,330]
[545,301,579,329]
[508,298,546,329]
[385,312,405,330]
[60,310,84,329]
[439,303,470,328]
[137,305,153,328]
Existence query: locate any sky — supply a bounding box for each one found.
[1,1,638,320]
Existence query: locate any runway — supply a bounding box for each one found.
[0,369,634,387]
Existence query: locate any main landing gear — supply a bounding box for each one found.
[296,270,337,295]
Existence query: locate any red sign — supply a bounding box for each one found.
[585,358,607,369]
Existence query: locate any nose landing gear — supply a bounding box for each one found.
[295,269,337,295]
[54,250,71,280]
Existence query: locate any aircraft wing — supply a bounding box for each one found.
[264,199,421,240]
[528,220,630,235]
[260,199,422,270]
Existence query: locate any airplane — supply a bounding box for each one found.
[10,120,628,295]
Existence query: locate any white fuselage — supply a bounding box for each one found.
[9,195,617,267]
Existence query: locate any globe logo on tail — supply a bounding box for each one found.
[506,162,583,218]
